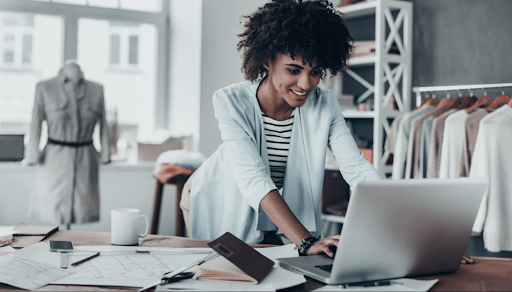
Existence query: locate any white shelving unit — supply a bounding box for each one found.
[337,0,413,177]
[321,1,413,229]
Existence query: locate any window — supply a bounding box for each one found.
[109,34,120,64]
[78,18,157,144]
[3,34,15,63]
[107,22,141,69]
[0,1,168,161]
[30,0,162,13]
[0,12,63,137]
[0,12,35,68]
[128,35,138,65]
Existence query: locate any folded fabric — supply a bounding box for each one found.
[155,149,206,170]
[352,40,400,58]
[0,235,13,247]
[153,163,195,184]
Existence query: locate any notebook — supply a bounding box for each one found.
[10,223,59,248]
[13,223,58,236]
[195,232,274,283]
[277,178,487,285]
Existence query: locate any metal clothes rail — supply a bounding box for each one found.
[412,82,512,106]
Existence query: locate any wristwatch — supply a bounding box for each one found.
[296,236,320,256]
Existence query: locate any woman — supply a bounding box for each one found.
[181,0,380,257]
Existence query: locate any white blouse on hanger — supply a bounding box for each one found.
[470,105,512,252]
[439,110,468,178]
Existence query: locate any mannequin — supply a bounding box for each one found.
[25,59,110,228]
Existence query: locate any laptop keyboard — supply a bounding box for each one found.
[316,264,333,273]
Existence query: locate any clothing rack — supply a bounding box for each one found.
[412,82,512,106]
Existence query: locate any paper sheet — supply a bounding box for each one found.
[314,279,439,292]
[0,246,16,253]
[13,242,97,269]
[13,243,211,287]
[158,244,306,292]
[0,246,16,257]
[0,254,73,290]
[0,226,18,236]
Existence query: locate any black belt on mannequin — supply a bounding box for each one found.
[47,137,93,147]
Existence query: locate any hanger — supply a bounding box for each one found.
[485,91,511,112]
[466,93,492,113]
[420,95,431,107]
[433,94,471,118]
[424,92,454,118]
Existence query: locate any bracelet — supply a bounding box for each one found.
[295,236,320,256]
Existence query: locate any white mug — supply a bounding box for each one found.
[111,208,149,245]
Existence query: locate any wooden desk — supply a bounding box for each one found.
[2,230,512,291]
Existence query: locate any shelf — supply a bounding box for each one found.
[337,1,378,18]
[337,0,401,19]
[321,214,346,224]
[341,110,403,119]
[342,110,375,118]
[348,54,404,67]
[348,55,376,67]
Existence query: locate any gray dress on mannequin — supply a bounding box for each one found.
[25,65,110,224]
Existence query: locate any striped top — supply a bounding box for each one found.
[262,110,295,190]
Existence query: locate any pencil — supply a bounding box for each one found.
[71,252,100,267]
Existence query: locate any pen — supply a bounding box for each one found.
[71,252,101,267]
[341,280,399,288]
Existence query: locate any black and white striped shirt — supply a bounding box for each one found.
[262,110,295,190]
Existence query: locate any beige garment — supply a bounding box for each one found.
[384,112,406,155]
[426,109,457,178]
[392,105,435,179]
[405,113,430,179]
[180,171,197,237]
[26,72,110,224]
[457,109,488,177]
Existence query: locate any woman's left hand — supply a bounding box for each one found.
[305,235,340,257]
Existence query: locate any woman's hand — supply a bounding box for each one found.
[306,235,340,257]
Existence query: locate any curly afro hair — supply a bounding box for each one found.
[237,0,353,82]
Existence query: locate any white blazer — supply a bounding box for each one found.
[190,80,380,243]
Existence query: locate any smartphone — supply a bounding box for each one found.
[48,240,74,252]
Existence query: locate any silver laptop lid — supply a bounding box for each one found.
[330,178,487,284]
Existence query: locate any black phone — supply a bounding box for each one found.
[48,240,74,252]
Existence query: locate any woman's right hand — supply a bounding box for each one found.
[306,235,340,257]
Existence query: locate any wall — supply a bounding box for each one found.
[198,0,268,157]
[410,0,512,97]
[167,0,203,150]
[0,163,178,236]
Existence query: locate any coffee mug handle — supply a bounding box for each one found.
[139,214,149,238]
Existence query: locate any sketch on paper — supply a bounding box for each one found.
[54,253,189,287]
[0,254,73,291]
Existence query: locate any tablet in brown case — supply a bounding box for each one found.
[207,232,275,283]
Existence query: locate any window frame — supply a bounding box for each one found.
[1,26,34,68]
[0,0,170,129]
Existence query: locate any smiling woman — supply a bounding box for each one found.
[179,0,380,256]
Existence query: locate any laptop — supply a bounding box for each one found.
[277,178,487,285]
[0,134,25,161]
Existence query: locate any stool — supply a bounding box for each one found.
[150,150,205,236]
[151,172,192,236]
